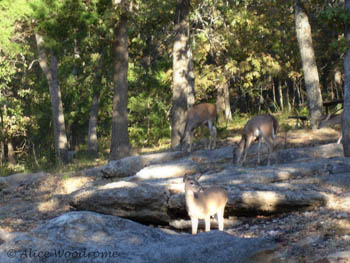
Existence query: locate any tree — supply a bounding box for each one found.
[171,0,193,149]
[294,0,323,129]
[88,84,101,154]
[35,33,69,163]
[216,81,232,125]
[342,0,350,156]
[109,3,130,160]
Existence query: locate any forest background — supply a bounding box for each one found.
[0,0,348,175]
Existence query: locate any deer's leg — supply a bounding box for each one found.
[257,137,262,164]
[241,135,254,165]
[262,135,274,166]
[337,132,342,144]
[217,209,225,231]
[210,126,217,149]
[199,124,207,149]
[204,216,211,232]
[191,217,198,235]
[208,120,216,149]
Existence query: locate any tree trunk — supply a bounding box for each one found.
[294,0,323,129]
[223,81,232,123]
[278,80,284,111]
[0,103,4,166]
[35,33,69,163]
[216,82,232,125]
[109,13,130,160]
[286,81,291,112]
[216,83,225,124]
[272,79,277,109]
[342,0,350,156]
[171,0,192,148]
[7,141,16,166]
[88,86,100,154]
[187,48,195,108]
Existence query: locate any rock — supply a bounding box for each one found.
[84,151,186,178]
[276,143,343,164]
[322,173,350,190]
[70,181,171,224]
[0,172,47,190]
[71,158,331,225]
[0,211,277,263]
[325,250,350,263]
[127,159,199,182]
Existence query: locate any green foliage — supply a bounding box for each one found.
[128,61,172,146]
[0,0,348,172]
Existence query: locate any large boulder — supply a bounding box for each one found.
[70,158,350,225]
[0,211,276,263]
[84,151,187,178]
[70,181,171,224]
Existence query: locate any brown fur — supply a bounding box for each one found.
[233,114,278,166]
[181,103,217,152]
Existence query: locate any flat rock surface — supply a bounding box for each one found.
[0,211,276,263]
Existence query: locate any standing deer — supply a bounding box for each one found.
[183,174,228,235]
[318,112,343,144]
[233,114,279,166]
[180,103,217,152]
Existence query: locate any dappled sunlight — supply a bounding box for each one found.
[37,199,59,213]
[325,193,350,213]
[241,191,283,212]
[101,181,139,190]
[281,127,340,148]
[60,176,93,194]
[273,168,296,181]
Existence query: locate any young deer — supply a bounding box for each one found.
[233,114,279,166]
[183,174,228,235]
[181,103,217,152]
[318,112,343,144]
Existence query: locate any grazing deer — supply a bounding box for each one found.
[233,114,279,166]
[318,112,343,144]
[183,174,228,235]
[181,103,217,152]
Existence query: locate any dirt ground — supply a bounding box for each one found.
[0,127,348,262]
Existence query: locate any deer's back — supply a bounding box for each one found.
[187,103,216,123]
[244,114,277,137]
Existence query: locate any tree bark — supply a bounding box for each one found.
[88,86,100,154]
[109,13,130,160]
[171,0,193,149]
[0,103,4,166]
[278,80,284,111]
[7,141,16,166]
[216,81,232,124]
[35,33,69,163]
[342,0,350,156]
[294,0,323,129]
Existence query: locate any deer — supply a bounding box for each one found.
[180,103,217,152]
[318,112,343,144]
[183,174,228,235]
[233,114,279,166]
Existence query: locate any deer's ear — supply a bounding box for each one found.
[183,175,188,182]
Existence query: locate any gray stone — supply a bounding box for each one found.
[0,211,277,263]
[127,159,199,182]
[70,181,171,224]
[0,172,47,190]
[84,151,186,178]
